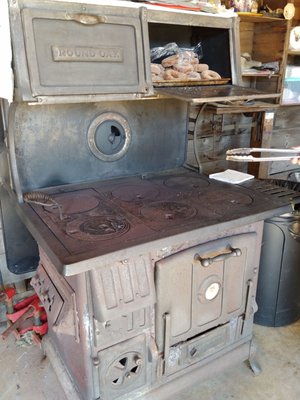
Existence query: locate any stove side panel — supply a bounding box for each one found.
[31,249,96,400]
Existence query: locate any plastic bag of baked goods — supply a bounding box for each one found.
[150,42,203,64]
[150,42,179,64]
[150,42,222,82]
[182,42,203,60]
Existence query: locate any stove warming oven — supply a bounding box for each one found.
[2,1,300,400]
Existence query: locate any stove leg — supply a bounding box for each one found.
[247,340,262,376]
[42,336,81,400]
[248,355,262,376]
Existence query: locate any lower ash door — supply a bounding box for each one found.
[155,232,257,351]
[97,335,149,400]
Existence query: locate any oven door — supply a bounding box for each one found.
[155,231,258,352]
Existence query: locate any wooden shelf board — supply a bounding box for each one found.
[207,101,279,114]
[238,14,288,23]
[281,101,300,106]
[242,73,279,77]
[288,50,300,55]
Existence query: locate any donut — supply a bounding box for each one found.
[180,50,195,59]
[190,56,199,65]
[152,74,163,82]
[186,71,201,81]
[193,63,209,73]
[179,51,199,64]
[163,69,180,80]
[151,63,164,75]
[162,54,180,68]
[172,63,194,73]
[163,69,186,81]
[201,70,221,80]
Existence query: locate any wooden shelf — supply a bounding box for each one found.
[207,101,279,114]
[242,72,279,77]
[238,13,288,23]
[239,13,291,104]
[288,50,300,55]
[280,102,300,106]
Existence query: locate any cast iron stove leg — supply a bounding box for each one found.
[247,340,262,376]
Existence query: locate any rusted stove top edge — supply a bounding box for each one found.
[56,206,290,275]
[17,201,288,277]
[13,170,297,276]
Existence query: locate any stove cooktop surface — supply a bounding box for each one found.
[21,169,299,273]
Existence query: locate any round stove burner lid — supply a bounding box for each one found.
[44,194,100,215]
[66,215,130,241]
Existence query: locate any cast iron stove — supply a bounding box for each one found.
[23,170,299,400]
[4,2,300,400]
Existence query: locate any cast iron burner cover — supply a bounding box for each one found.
[140,201,197,221]
[66,215,130,241]
[45,194,100,215]
[164,176,209,191]
[199,189,253,208]
[111,185,159,201]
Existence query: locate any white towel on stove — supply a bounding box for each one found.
[209,169,254,184]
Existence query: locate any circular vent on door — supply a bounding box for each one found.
[87,112,131,161]
[105,351,144,389]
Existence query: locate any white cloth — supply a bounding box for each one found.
[209,169,254,184]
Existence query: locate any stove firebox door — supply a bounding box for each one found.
[155,232,257,351]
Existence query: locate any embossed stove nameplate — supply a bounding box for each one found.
[52,46,123,63]
[21,8,147,96]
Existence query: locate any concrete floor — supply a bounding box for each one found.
[0,320,299,400]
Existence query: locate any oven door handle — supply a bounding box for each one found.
[65,13,108,25]
[194,246,242,267]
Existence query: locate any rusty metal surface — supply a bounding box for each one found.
[153,78,231,87]
[34,221,263,400]
[10,100,188,193]
[3,3,292,400]
[155,232,257,351]
[155,85,280,103]
[17,169,300,275]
